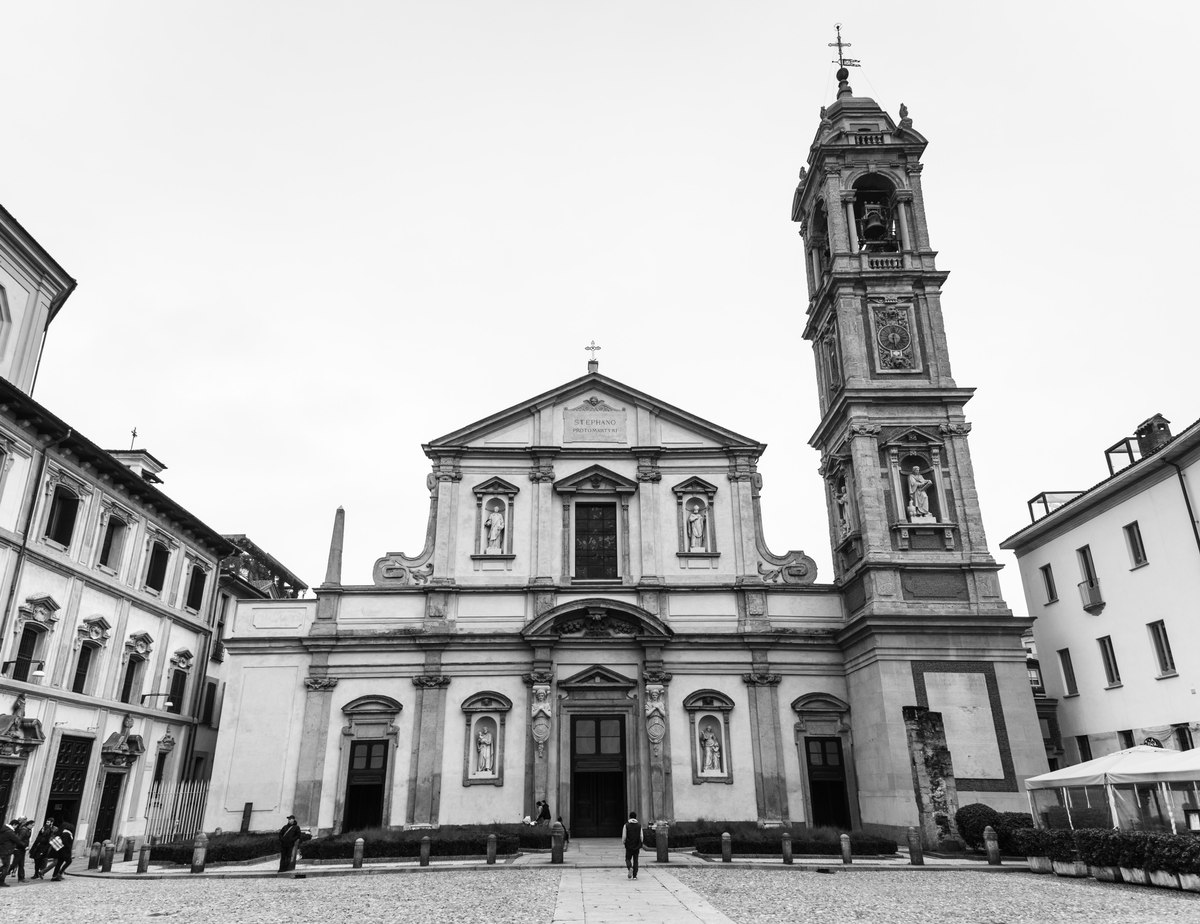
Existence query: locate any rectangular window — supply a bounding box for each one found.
[99,517,127,570]
[167,668,188,715]
[145,541,170,593]
[1077,545,1097,584]
[12,625,41,682]
[1118,729,1135,749]
[71,645,95,695]
[1039,564,1058,603]
[201,681,218,726]
[119,657,145,704]
[185,565,207,611]
[1076,545,1103,610]
[1123,521,1147,566]
[1075,734,1092,762]
[1057,648,1078,695]
[1098,636,1121,686]
[153,751,168,785]
[1174,724,1194,751]
[44,485,80,547]
[574,502,618,580]
[211,594,230,662]
[1147,621,1176,674]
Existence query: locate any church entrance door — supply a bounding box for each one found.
[805,737,852,829]
[570,715,626,837]
[93,772,124,843]
[0,764,14,823]
[343,740,386,831]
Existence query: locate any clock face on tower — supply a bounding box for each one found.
[877,324,910,353]
[870,303,917,371]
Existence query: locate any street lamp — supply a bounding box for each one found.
[1,659,46,680]
[140,693,174,709]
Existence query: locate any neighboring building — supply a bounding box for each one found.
[1001,414,1200,764]
[207,67,1045,843]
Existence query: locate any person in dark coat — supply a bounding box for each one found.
[11,818,32,882]
[0,818,21,886]
[536,801,551,825]
[279,814,303,872]
[30,820,55,879]
[49,822,74,881]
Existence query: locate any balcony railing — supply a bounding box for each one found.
[1078,579,1105,611]
[853,133,886,145]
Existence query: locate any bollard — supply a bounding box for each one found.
[240,802,253,834]
[87,841,101,870]
[983,825,1001,865]
[656,822,669,864]
[137,843,152,874]
[840,833,852,865]
[551,821,565,864]
[123,839,135,863]
[419,835,431,867]
[907,827,924,866]
[190,832,208,875]
[100,840,115,873]
[782,831,793,865]
[486,833,497,865]
[721,831,732,864]
[353,837,365,870]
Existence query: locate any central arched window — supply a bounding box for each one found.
[852,174,899,253]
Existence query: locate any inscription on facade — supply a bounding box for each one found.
[563,397,627,443]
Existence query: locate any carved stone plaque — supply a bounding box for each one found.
[564,398,627,443]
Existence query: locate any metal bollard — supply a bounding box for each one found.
[123,839,135,863]
[721,831,732,864]
[551,821,565,864]
[840,833,852,865]
[983,825,1001,865]
[190,832,208,874]
[100,840,115,873]
[419,835,431,867]
[907,826,924,866]
[782,831,793,865]
[486,833,496,865]
[137,844,152,874]
[353,837,364,869]
[87,842,102,870]
[656,822,669,864]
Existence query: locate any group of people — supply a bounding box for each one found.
[0,817,75,884]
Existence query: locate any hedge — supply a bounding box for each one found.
[1017,828,1200,876]
[993,811,1035,856]
[150,833,279,865]
[1073,828,1122,868]
[682,823,895,857]
[954,804,1001,850]
[303,825,531,860]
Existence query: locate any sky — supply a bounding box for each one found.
[2,1,1198,614]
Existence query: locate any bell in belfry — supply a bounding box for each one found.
[862,204,888,240]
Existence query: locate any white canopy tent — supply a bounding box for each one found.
[1025,746,1200,833]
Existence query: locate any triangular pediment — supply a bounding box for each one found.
[559,665,637,690]
[424,372,762,453]
[671,476,719,497]
[882,427,942,448]
[471,476,521,498]
[554,464,638,495]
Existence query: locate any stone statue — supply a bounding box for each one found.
[899,103,909,120]
[687,504,707,551]
[835,485,851,536]
[700,724,722,772]
[907,466,933,520]
[476,726,494,773]
[484,508,505,553]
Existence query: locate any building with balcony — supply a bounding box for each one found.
[1001,414,1200,765]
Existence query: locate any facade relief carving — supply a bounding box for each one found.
[304,676,340,692]
[15,594,60,636]
[74,615,112,650]
[644,683,667,757]
[530,683,553,757]
[412,675,452,689]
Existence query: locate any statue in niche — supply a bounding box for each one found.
[835,483,852,537]
[907,466,934,521]
[476,726,494,773]
[687,501,707,551]
[700,724,722,773]
[484,502,506,554]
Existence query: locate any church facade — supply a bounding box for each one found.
[206,71,1046,842]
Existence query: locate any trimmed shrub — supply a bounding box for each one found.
[1074,828,1121,868]
[1045,829,1078,862]
[1013,828,1052,858]
[691,825,895,857]
[993,811,1035,856]
[1145,833,1192,875]
[954,803,1001,851]
[150,832,279,865]
[303,825,526,861]
[1114,831,1153,870]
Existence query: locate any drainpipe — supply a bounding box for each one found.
[1165,459,1200,559]
[0,428,73,643]
[179,554,225,782]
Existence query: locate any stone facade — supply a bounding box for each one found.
[206,72,1046,842]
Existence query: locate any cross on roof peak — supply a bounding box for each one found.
[585,340,601,372]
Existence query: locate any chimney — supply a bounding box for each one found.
[1134,414,1173,457]
[108,449,167,483]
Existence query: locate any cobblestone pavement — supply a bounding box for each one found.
[672,869,1199,924]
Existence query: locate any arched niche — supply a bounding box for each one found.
[471,477,519,570]
[682,689,734,784]
[461,691,512,787]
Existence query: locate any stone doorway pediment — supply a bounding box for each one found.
[521,599,673,641]
[559,665,637,692]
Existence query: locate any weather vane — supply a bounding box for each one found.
[829,23,861,69]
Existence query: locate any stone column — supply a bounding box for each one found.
[904,163,931,250]
[406,674,451,826]
[742,669,789,825]
[843,195,859,253]
[292,673,338,828]
[526,671,554,806]
[529,453,557,583]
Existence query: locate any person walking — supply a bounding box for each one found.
[278,814,303,872]
[620,810,643,880]
[0,817,21,887]
[30,820,55,879]
[11,818,32,882]
[49,822,74,881]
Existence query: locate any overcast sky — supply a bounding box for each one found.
[3,2,1197,614]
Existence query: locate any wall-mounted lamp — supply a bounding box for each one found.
[1,659,46,680]
[140,692,174,709]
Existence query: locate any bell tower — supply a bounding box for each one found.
[793,53,1045,833]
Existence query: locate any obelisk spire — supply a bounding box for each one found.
[323,506,345,586]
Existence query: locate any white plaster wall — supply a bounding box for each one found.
[231,599,317,636]
[0,262,31,383]
[0,444,31,531]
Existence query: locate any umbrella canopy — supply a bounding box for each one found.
[1108,745,1200,784]
[1025,746,1174,789]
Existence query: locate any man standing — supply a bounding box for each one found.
[0,818,21,886]
[30,820,55,879]
[620,810,643,880]
[279,814,303,872]
[11,818,32,881]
